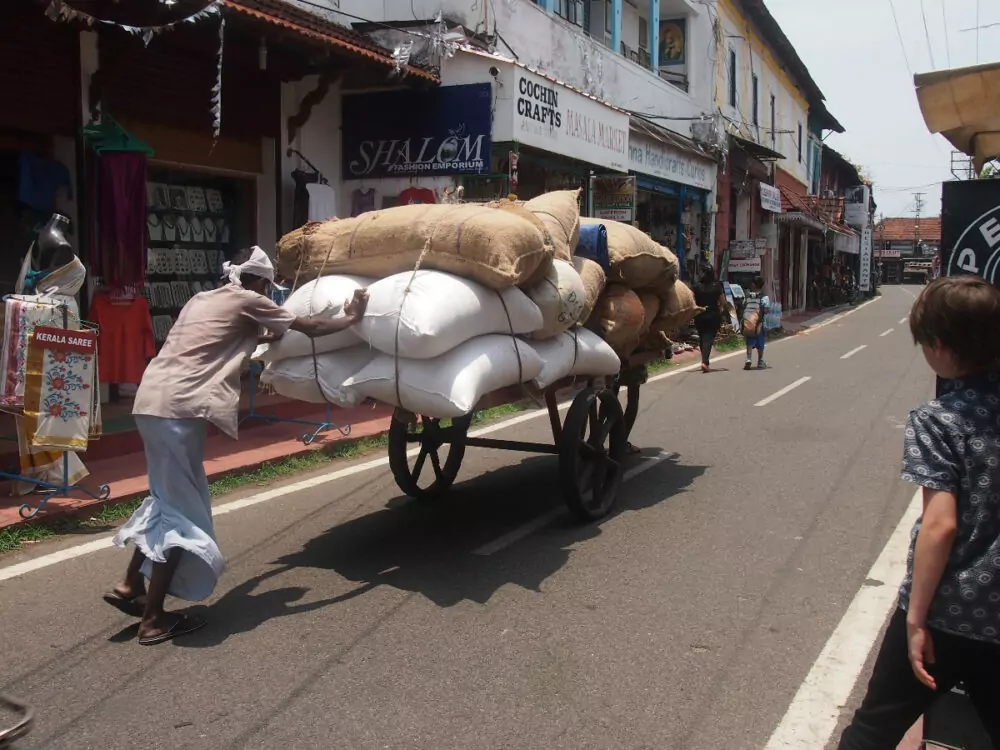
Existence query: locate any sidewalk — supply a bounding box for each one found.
[0,401,395,530]
[779,304,852,334]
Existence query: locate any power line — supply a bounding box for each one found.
[978,0,981,62]
[886,0,914,77]
[919,0,936,68]
[940,0,951,67]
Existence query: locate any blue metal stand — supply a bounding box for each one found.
[239,361,351,445]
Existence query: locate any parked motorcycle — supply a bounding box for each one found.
[0,694,33,748]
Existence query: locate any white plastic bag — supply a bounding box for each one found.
[344,334,543,418]
[356,270,542,359]
[259,345,374,405]
[253,275,373,363]
[528,328,621,389]
[521,258,587,340]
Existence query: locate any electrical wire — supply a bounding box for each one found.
[919,0,936,69]
[940,0,951,68]
[886,0,914,77]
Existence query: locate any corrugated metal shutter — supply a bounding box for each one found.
[98,23,280,141]
[0,4,80,135]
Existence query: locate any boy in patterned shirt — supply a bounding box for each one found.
[839,276,1000,749]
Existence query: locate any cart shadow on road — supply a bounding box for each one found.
[175,451,706,647]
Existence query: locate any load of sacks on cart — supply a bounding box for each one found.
[256,189,703,419]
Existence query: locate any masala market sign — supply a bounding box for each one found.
[628,132,715,191]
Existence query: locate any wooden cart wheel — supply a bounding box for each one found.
[388,409,472,500]
[559,387,627,522]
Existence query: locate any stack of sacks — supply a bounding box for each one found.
[640,280,703,351]
[576,217,681,357]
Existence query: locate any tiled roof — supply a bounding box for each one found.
[876,217,942,242]
[223,0,439,83]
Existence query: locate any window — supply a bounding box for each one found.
[752,74,759,126]
[638,16,648,52]
[555,0,584,26]
[728,48,737,107]
[797,122,803,163]
[769,94,776,146]
[605,0,612,33]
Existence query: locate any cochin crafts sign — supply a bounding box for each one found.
[510,68,629,172]
[342,84,492,179]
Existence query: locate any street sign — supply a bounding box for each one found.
[590,176,637,223]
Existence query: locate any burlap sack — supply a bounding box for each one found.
[586,284,646,357]
[524,189,581,262]
[487,200,556,286]
[637,291,662,338]
[277,204,550,289]
[641,281,703,351]
[573,256,606,322]
[580,217,680,290]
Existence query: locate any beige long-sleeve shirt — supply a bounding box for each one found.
[133,285,295,438]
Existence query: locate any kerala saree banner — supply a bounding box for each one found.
[23,326,99,452]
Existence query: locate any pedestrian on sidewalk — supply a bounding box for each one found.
[742,276,769,370]
[104,247,369,645]
[838,276,1000,749]
[692,265,728,373]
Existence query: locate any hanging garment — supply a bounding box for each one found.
[17,153,72,212]
[97,152,148,288]
[351,188,377,217]
[306,183,337,221]
[87,294,156,385]
[397,187,436,205]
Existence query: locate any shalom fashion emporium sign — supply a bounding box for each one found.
[341,84,492,179]
[627,131,715,191]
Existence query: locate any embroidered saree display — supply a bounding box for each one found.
[22,327,99,452]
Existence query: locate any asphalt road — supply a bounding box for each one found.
[0,286,931,750]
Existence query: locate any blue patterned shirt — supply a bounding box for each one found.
[898,370,1000,644]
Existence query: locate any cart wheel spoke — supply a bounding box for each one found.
[412,445,429,481]
[429,449,444,482]
[588,402,600,438]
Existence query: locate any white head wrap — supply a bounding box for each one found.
[222,246,275,287]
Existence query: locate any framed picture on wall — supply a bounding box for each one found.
[659,19,686,66]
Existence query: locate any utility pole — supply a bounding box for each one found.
[913,193,925,255]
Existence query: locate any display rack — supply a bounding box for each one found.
[1,297,111,519]
[240,361,351,445]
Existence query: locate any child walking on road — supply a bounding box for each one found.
[838,276,1000,749]
[742,276,769,370]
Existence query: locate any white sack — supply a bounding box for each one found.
[344,334,543,418]
[521,258,587,340]
[253,275,372,363]
[528,328,621,389]
[259,345,375,405]
[357,270,543,359]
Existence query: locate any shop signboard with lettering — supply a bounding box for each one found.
[941,180,1000,285]
[627,132,715,191]
[730,239,757,258]
[859,225,873,291]
[342,84,492,179]
[728,257,762,273]
[759,183,783,213]
[590,176,636,222]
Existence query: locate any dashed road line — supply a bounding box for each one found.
[841,345,868,360]
[879,328,894,337]
[898,317,908,325]
[754,377,812,407]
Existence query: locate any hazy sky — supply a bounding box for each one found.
[763,0,999,219]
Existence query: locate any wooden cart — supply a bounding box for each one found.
[386,351,659,522]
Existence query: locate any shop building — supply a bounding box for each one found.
[0,0,436,415]
[875,217,941,285]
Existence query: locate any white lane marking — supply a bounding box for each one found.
[879,328,894,337]
[898,317,908,325]
[755,377,812,408]
[900,287,918,299]
[764,490,921,750]
[841,345,868,360]
[472,450,678,556]
[800,297,881,336]
[0,300,881,582]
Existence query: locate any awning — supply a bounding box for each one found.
[914,62,1000,171]
[731,134,785,162]
[774,212,826,232]
[222,0,440,83]
[630,116,714,162]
